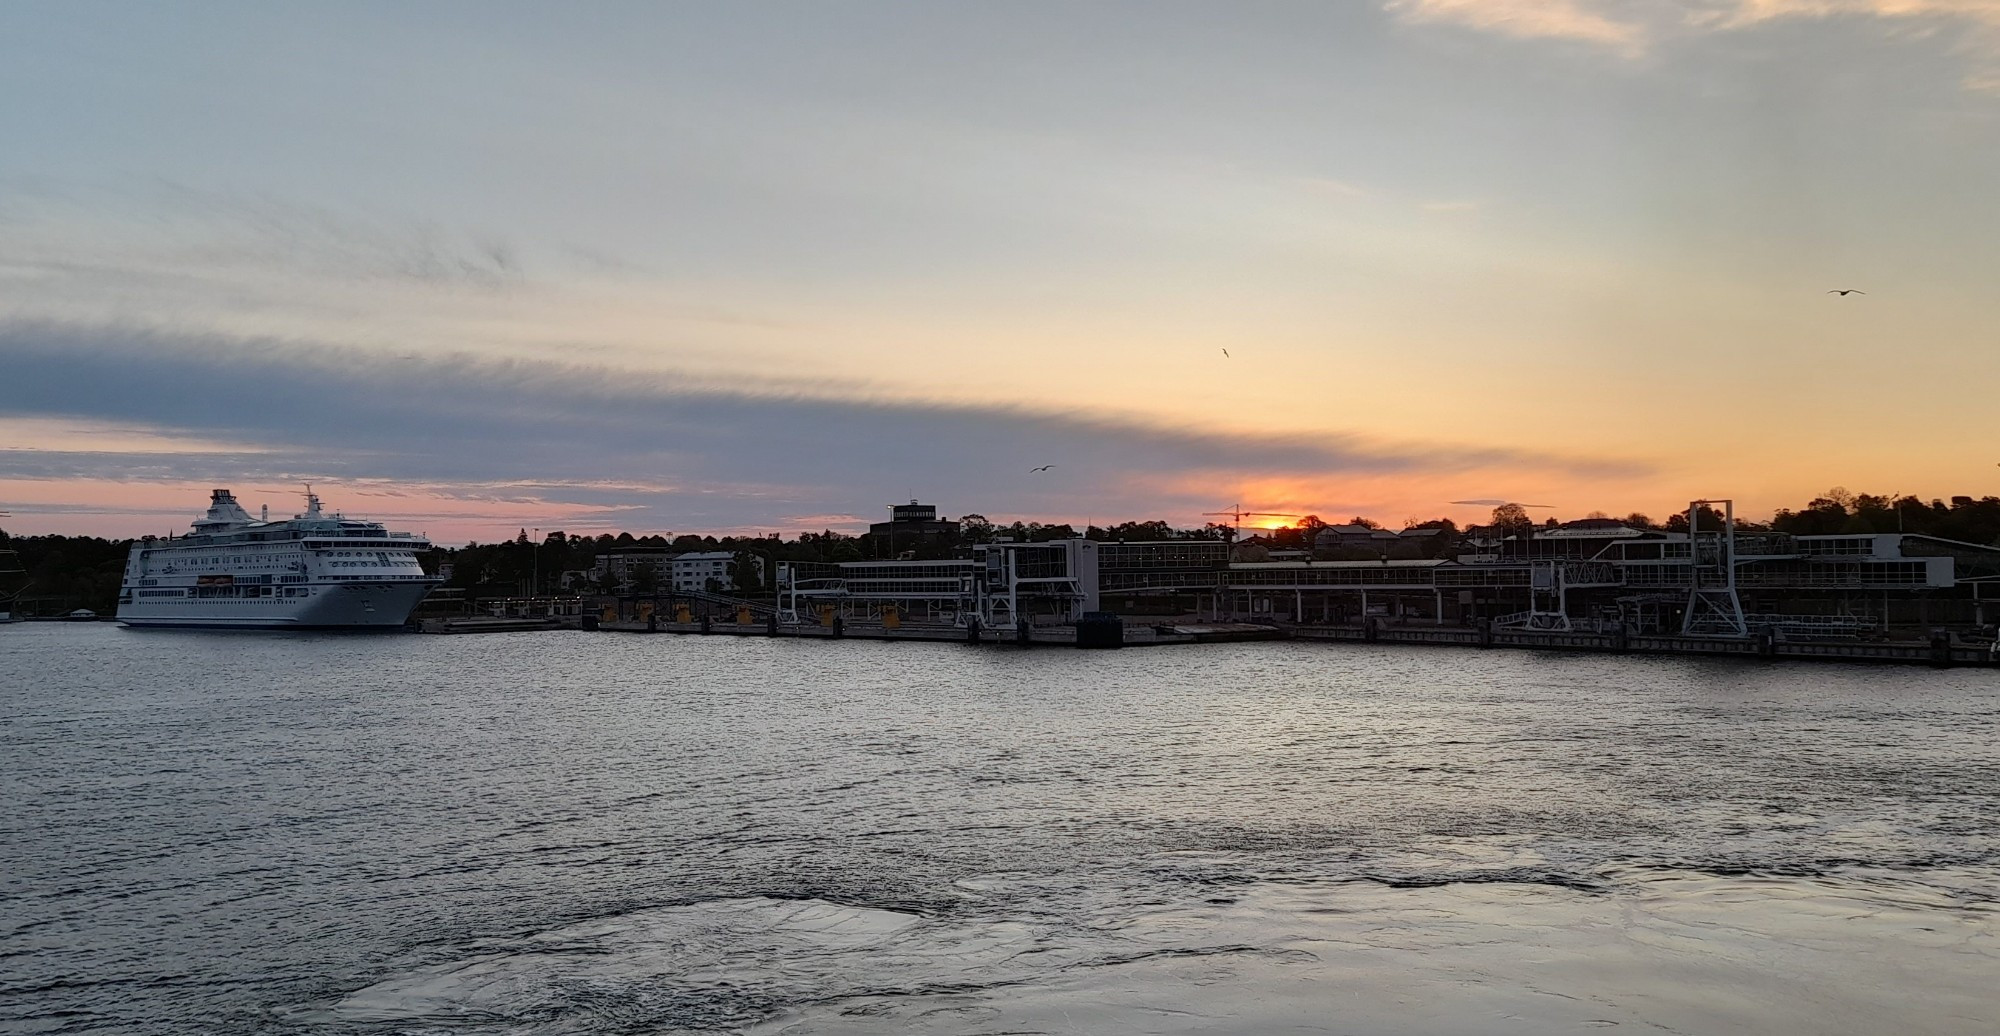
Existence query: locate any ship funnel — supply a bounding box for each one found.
[195,488,253,529]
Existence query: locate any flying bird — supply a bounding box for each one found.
[1030,464,1055,473]
[1827,289,1865,296]
[1221,348,1229,358]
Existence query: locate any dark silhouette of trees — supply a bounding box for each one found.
[1489,503,1534,539]
[1,534,128,614]
[958,514,996,543]
[1773,489,2000,543]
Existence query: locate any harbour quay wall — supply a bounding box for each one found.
[1292,622,1997,666]
[586,614,1998,666]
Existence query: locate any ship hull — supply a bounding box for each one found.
[117,582,437,630]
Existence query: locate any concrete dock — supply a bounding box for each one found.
[587,615,1997,666]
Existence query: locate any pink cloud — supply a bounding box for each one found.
[1386,0,1649,52]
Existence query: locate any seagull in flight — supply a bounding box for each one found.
[1221,348,1229,358]
[1827,289,1865,296]
[1030,464,1055,473]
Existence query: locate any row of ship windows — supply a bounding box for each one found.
[139,587,321,599]
[164,550,415,564]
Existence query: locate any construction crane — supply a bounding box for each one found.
[1202,505,1301,539]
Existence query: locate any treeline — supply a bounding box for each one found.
[1768,490,2000,542]
[1258,491,2000,551]
[0,532,129,615]
[434,517,1237,596]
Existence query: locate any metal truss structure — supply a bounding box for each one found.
[1682,498,1749,636]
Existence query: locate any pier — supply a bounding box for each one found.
[569,611,1996,666]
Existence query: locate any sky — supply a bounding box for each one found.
[3,1,1997,543]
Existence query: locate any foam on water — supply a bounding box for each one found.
[282,872,1997,1036]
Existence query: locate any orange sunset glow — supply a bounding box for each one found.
[5,2,1998,542]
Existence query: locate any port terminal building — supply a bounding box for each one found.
[768,521,1997,638]
[779,539,1098,628]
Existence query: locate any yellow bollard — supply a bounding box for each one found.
[882,604,900,629]
[737,606,753,625]
[675,604,692,623]
[819,605,835,627]
[601,605,618,622]
[636,601,654,621]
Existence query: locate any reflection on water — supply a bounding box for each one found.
[2,624,1996,1034]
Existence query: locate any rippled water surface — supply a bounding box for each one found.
[3,624,1997,1035]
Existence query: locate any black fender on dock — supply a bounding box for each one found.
[1075,612,1125,649]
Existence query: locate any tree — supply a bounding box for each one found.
[1664,504,1725,534]
[731,550,764,593]
[1097,519,1176,541]
[959,513,995,543]
[1490,503,1534,538]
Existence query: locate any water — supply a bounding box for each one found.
[2,624,1996,1035]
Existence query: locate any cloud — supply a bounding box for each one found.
[1716,0,2000,88]
[1298,176,1374,199]
[0,320,1646,539]
[0,178,531,296]
[1388,0,2000,83]
[1714,1,2000,28]
[1385,0,1650,52]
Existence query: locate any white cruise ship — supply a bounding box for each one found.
[117,488,439,629]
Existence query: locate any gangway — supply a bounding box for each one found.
[668,587,779,618]
[1498,560,1622,632]
[1744,614,1880,640]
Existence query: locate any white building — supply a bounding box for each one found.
[673,551,761,593]
[593,547,672,588]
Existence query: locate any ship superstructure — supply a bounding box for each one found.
[117,488,438,629]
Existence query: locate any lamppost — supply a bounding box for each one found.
[530,527,540,605]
